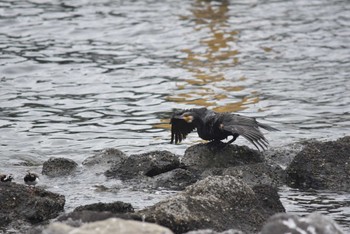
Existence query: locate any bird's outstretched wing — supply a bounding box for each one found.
[170,111,195,144]
[221,114,278,151]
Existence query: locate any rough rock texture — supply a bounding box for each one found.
[43,218,174,234]
[82,148,127,170]
[184,229,245,234]
[182,143,284,187]
[74,201,134,213]
[105,150,180,179]
[138,175,285,234]
[152,168,198,190]
[182,143,263,170]
[286,137,350,190]
[42,157,78,177]
[261,212,344,234]
[0,182,65,229]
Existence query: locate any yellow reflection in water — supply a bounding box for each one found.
[155,0,260,130]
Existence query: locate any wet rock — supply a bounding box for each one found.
[152,168,198,190]
[286,136,350,190]
[105,150,180,179]
[261,212,344,234]
[182,143,263,172]
[184,230,245,234]
[74,201,134,213]
[262,142,304,168]
[82,148,127,170]
[42,157,78,177]
[0,182,65,229]
[138,175,285,234]
[43,218,174,234]
[252,185,285,215]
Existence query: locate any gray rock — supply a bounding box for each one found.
[221,163,285,187]
[152,168,198,190]
[286,136,350,190]
[261,212,344,234]
[138,175,285,234]
[0,182,65,229]
[105,150,180,179]
[43,218,174,234]
[184,229,245,234]
[42,157,78,177]
[74,201,134,213]
[82,148,127,169]
[182,143,263,171]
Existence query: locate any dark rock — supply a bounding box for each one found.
[82,148,127,169]
[152,168,198,190]
[105,150,180,179]
[42,157,78,177]
[262,142,304,168]
[252,185,285,216]
[0,182,65,229]
[182,143,263,172]
[74,201,134,213]
[261,212,344,234]
[184,230,245,234]
[286,137,350,190]
[138,175,285,234]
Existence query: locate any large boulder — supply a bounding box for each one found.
[286,137,350,190]
[182,143,284,187]
[138,175,285,234]
[105,150,180,179]
[182,143,263,171]
[42,157,78,177]
[152,168,198,190]
[0,182,65,230]
[261,212,344,234]
[43,218,174,234]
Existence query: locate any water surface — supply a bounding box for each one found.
[1,0,349,232]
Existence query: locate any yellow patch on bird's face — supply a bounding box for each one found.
[182,114,194,123]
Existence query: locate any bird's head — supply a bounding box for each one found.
[179,112,195,123]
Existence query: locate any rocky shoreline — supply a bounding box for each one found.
[1,136,349,234]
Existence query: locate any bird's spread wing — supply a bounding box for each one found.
[221,114,274,150]
[170,114,195,144]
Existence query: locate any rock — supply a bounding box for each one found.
[82,148,127,170]
[42,157,78,177]
[181,143,284,187]
[152,168,198,190]
[184,229,245,234]
[252,185,285,215]
[138,175,285,234]
[261,212,345,234]
[286,136,350,190]
[0,182,65,229]
[43,218,174,234]
[74,201,134,213]
[182,143,263,172]
[105,150,180,179]
[221,163,285,187]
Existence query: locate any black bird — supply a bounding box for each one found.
[0,174,14,182]
[170,108,279,150]
[24,171,39,186]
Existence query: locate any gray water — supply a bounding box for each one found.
[1,0,349,232]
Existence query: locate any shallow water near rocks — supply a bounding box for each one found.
[1,0,349,232]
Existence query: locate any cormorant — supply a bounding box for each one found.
[170,107,279,150]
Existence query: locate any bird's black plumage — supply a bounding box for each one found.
[170,107,279,150]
